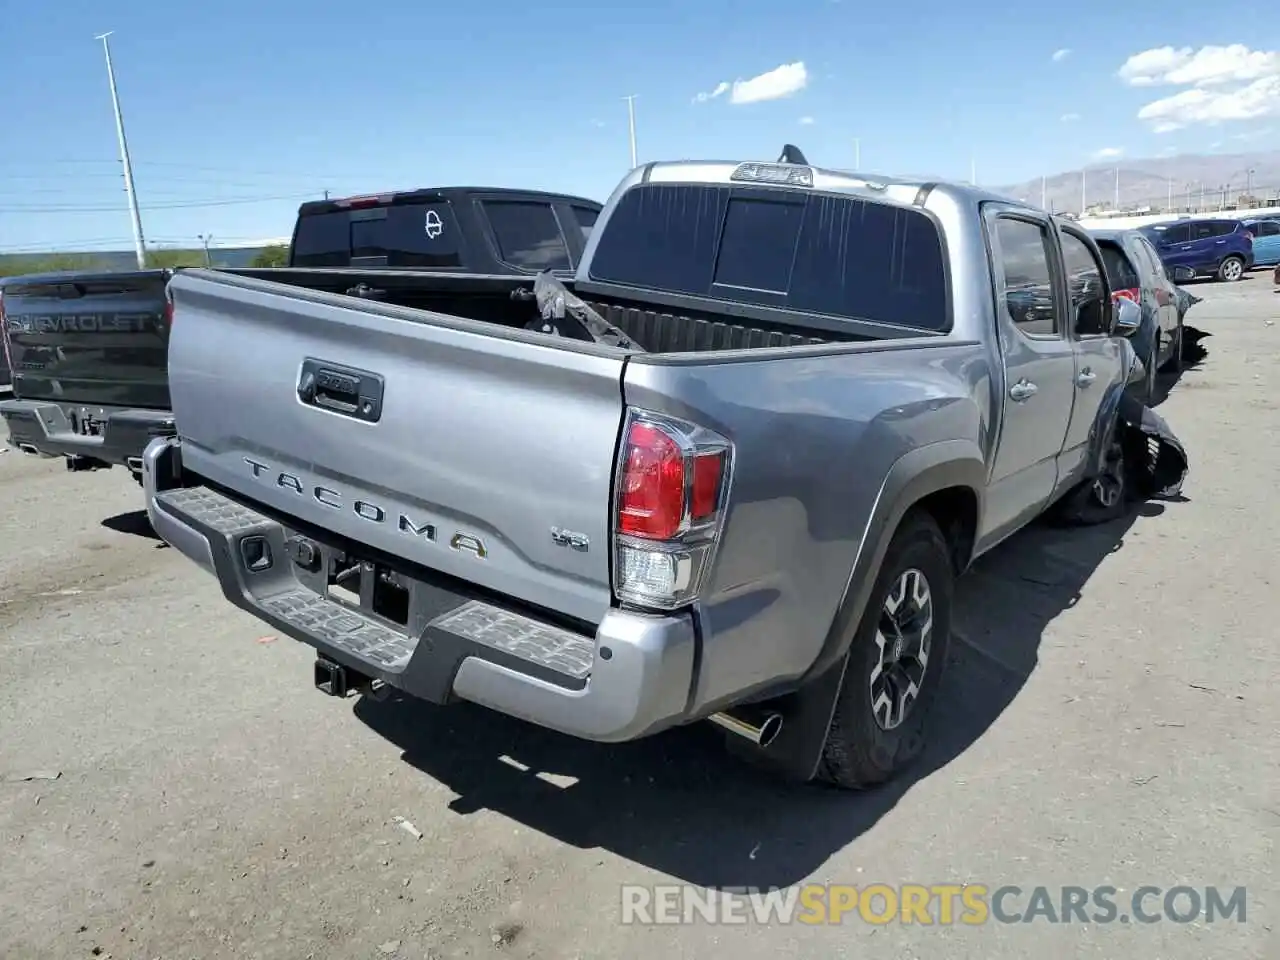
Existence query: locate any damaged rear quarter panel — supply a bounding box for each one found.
[622,339,995,714]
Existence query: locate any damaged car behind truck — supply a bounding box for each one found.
[143,154,1151,789]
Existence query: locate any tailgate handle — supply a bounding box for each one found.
[297,359,384,423]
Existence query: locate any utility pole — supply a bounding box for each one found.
[197,234,213,267]
[1113,166,1120,209]
[623,95,638,169]
[1080,168,1086,214]
[1167,178,1173,211]
[853,138,861,171]
[95,32,146,270]
[1040,174,1047,209]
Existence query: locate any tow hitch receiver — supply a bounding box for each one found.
[314,656,371,698]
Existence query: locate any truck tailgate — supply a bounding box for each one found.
[166,270,628,624]
[2,270,171,407]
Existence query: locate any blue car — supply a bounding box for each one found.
[1241,218,1280,267]
[1139,218,1255,282]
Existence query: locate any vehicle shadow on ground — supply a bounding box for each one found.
[355,503,1162,889]
[100,509,165,544]
[1149,323,1211,408]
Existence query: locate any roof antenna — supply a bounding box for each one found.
[777,144,808,165]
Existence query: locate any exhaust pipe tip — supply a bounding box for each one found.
[125,456,143,473]
[17,442,39,457]
[708,710,784,749]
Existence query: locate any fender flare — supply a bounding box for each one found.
[1086,376,1131,478]
[803,439,988,685]
[752,439,988,782]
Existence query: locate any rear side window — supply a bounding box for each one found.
[482,201,571,271]
[1251,220,1280,237]
[1192,221,1234,240]
[291,201,463,268]
[587,184,949,331]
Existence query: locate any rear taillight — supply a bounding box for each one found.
[1112,288,1140,303]
[613,410,732,610]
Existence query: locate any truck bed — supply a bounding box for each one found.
[220,267,860,353]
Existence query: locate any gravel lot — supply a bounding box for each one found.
[1,279,1275,960]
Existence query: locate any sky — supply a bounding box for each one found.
[1,0,1277,254]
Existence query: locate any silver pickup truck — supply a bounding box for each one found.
[142,156,1143,789]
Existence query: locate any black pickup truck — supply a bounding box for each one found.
[0,187,601,480]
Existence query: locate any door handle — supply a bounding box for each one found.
[1009,379,1038,401]
[1076,368,1097,388]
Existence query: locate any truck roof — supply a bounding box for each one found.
[298,185,602,217]
[626,158,1042,216]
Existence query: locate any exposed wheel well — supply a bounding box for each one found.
[912,485,979,575]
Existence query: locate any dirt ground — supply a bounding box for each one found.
[0,279,1275,960]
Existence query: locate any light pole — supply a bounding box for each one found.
[94,31,146,270]
[623,95,638,169]
[197,234,213,267]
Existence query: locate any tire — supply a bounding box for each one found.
[817,510,953,789]
[1052,430,1131,526]
[1218,255,1244,282]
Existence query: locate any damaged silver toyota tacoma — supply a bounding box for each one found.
[142,149,1147,788]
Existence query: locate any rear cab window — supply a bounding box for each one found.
[481,200,572,271]
[571,205,599,241]
[586,183,950,331]
[1095,240,1140,290]
[290,198,465,269]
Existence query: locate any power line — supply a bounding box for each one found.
[0,192,317,214]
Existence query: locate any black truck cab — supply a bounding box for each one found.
[0,187,602,481]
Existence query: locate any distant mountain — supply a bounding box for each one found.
[996,150,1280,215]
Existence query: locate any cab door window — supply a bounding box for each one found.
[993,217,1058,337]
[1059,230,1111,337]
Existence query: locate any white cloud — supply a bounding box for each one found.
[1052,48,1071,62]
[798,115,815,125]
[693,61,809,106]
[1136,76,1280,132]
[692,81,730,104]
[1060,112,1080,122]
[1092,146,1124,160]
[1118,45,1280,132]
[1118,44,1280,86]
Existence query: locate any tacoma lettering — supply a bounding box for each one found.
[243,456,441,543]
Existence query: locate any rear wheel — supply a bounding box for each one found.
[817,511,953,790]
[1218,255,1244,282]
